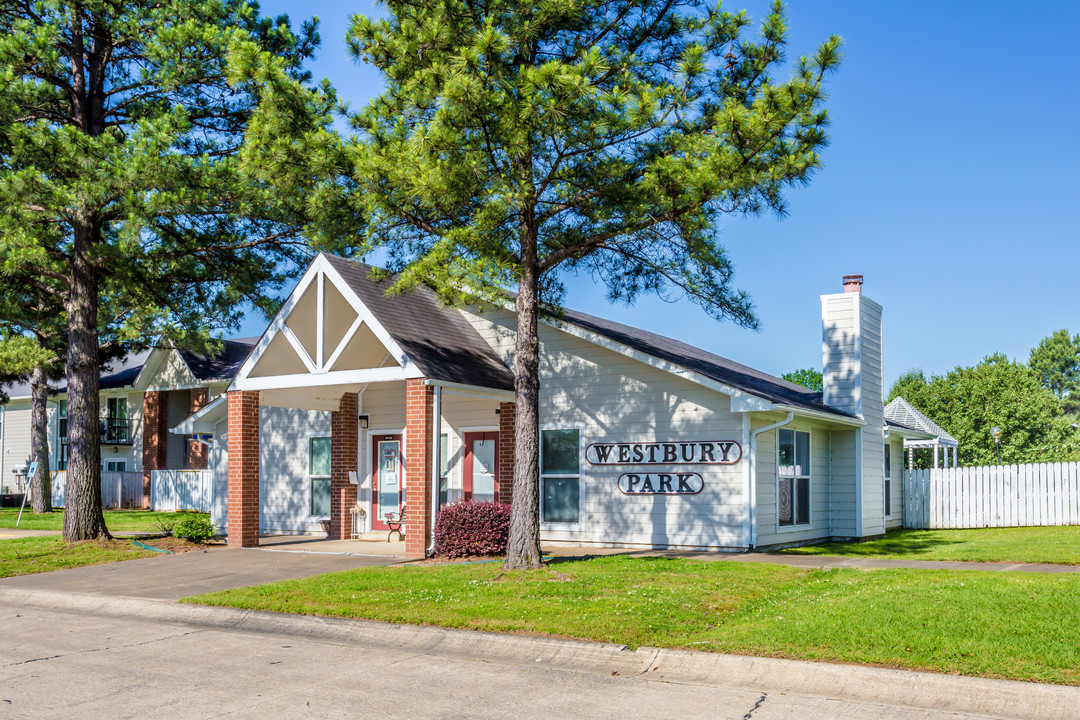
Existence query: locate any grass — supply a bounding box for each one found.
[185,554,1080,686]
[0,508,205,533]
[0,536,160,578]
[777,526,1080,565]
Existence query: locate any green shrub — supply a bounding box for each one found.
[171,514,215,543]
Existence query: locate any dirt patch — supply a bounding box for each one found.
[124,537,227,554]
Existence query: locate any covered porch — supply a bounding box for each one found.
[204,253,517,559]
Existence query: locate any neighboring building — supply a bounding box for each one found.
[171,255,936,556]
[0,340,256,505]
[885,396,960,469]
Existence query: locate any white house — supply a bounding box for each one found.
[164,255,935,558]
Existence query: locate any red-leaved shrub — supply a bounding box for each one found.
[433,500,511,558]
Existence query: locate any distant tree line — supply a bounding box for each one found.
[785,330,1080,467]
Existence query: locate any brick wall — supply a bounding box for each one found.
[498,401,516,505]
[227,391,260,548]
[330,393,359,540]
[404,378,433,558]
[141,391,168,508]
[187,387,209,470]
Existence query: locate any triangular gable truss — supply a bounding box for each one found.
[231,254,424,392]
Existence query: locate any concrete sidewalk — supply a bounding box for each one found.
[542,544,1080,573]
[2,586,1077,720]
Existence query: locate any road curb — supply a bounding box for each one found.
[2,586,1078,719]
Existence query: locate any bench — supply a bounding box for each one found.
[384,504,406,542]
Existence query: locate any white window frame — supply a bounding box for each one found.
[307,434,332,520]
[539,425,583,528]
[776,427,812,532]
[104,460,127,472]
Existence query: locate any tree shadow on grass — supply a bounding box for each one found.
[781,530,967,558]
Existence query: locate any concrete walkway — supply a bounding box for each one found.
[542,544,1080,573]
[0,545,405,601]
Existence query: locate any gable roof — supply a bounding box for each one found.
[549,305,857,420]
[323,255,515,392]
[178,338,258,382]
[1,348,154,402]
[885,397,957,444]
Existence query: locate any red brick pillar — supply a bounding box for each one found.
[498,402,516,505]
[141,391,168,509]
[227,390,260,548]
[187,387,209,470]
[330,392,359,540]
[404,378,433,559]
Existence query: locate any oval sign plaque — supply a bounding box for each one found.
[617,472,703,495]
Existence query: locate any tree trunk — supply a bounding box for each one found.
[503,255,544,570]
[29,365,53,514]
[62,217,108,541]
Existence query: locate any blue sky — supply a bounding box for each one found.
[244,0,1080,389]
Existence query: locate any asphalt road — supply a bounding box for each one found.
[0,599,1039,720]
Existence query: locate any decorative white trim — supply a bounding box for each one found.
[323,315,365,373]
[231,254,416,391]
[235,365,422,392]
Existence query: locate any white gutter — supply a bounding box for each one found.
[748,411,794,549]
[427,385,442,557]
[775,404,865,427]
[423,378,514,403]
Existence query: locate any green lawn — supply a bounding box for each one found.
[0,508,204,533]
[0,536,160,578]
[184,555,1080,686]
[777,526,1080,565]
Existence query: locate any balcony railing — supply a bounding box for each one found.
[100,416,134,445]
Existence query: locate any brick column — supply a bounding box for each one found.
[498,401,516,505]
[227,390,260,548]
[141,391,168,509]
[330,392,359,540]
[404,378,433,559]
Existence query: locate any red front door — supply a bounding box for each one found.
[372,434,404,530]
[463,431,499,502]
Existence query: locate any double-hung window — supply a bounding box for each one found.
[541,429,580,524]
[778,428,811,527]
[884,442,892,517]
[308,437,331,518]
[439,433,450,507]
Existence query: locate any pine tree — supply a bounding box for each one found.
[0,0,343,540]
[1029,329,1080,416]
[335,0,841,568]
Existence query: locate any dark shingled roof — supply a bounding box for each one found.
[178,338,258,382]
[550,305,858,420]
[324,255,515,392]
[2,348,154,401]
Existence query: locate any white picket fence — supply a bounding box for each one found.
[904,462,1080,529]
[150,469,213,513]
[51,470,144,509]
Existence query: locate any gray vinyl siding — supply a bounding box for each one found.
[259,406,332,535]
[858,297,886,537]
[462,307,746,550]
[1,401,33,491]
[754,414,834,548]
[828,427,858,537]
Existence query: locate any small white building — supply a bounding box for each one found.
[167,255,935,557]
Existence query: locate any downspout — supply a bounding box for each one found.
[427,385,442,557]
[748,411,794,549]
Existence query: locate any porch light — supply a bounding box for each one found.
[358,414,369,430]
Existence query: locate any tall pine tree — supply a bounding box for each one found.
[0,0,346,540]
[338,0,841,568]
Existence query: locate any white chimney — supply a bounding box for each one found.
[821,274,885,538]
